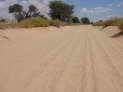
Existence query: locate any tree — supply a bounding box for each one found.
[49,1,74,22]
[9,4,40,22]
[9,4,23,13]
[81,17,90,24]
[26,5,40,18]
[72,16,80,23]
[9,4,24,22]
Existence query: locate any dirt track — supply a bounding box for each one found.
[0,25,123,92]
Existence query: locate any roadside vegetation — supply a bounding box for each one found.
[81,17,90,24]
[0,19,18,29]
[0,1,91,29]
[19,18,49,28]
[93,17,123,31]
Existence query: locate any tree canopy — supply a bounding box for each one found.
[9,4,23,13]
[9,4,41,22]
[49,1,74,22]
[72,16,80,23]
[81,17,90,24]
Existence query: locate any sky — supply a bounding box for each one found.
[0,0,123,21]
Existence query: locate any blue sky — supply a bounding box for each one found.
[64,0,123,21]
[0,0,123,21]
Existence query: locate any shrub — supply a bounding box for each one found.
[119,21,123,31]
[68,22,81,26]
[50,19,68,27]
[93,18,123,27]
[93,20,103,26]
[0,21,18,29]
[93,21,104,26]
[0,23,5,29]
[19,17,49,28]
[93,17,123,32]
[102,18,117,28]
[72,17,80,23]
[81,17,90,24]
[115,18,123,26]
[0,19,6,23]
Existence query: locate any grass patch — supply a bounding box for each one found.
[119,21,123,31]
[102,19,117,28]
[0,21,18,29]
[0,18,82,29]
[50,19,68,27]
[93,21,104,26]
[19,17,49,28]
[0,19,6,23]
[93,18,123,31]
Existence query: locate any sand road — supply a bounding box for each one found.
[0,25,123,92]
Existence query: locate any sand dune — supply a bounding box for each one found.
[0,25,123,92]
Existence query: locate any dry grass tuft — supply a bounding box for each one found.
[50,19,68,27]
[19,18,50,28]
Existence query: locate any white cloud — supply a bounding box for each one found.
[81,7,112,14]
[0,0,62,18]
[108,3,113,7]
[117,2,123,7]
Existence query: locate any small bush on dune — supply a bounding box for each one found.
[19,17,49,28]
[93,20,104,26]
[0,19,7,29]
[93,18,123,27]
[68,22,81,26]
[0,20,17,29]
[102,18,123,30]
[119,21,123,31]
[0,19,6,23]
[115,18,123,26]
[0,23,5,29]
[102,18,117,28]
[50,19,68,27]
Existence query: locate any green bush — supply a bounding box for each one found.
[72,17,80,23]
[50,19,68,27]
[81,17,90,24]
[19,17,49,28]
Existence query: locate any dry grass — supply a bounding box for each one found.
[93,18,123,31]
[19,18,50,28]
[0,22,18,29]
[93,21,104,26]
[0,18,81,29]
[50,19,68,27]
[102,19,117,28]
[119,21,123,31]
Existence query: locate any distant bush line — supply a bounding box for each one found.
[0,17,83,29]
[93,17,123,31]
[0,1,92,29]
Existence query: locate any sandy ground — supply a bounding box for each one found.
[0,25,123,92]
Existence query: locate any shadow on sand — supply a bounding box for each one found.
[0,34,9,40]
[111,31,123,38]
